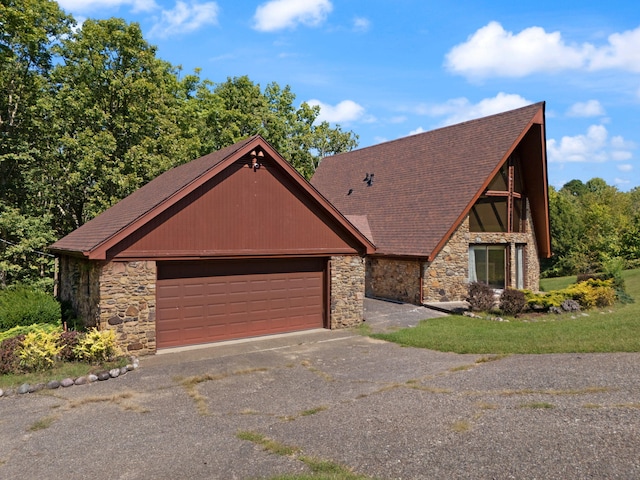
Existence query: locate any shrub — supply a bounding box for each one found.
[17,330,63,372]
[499,289,526,315]
[0,334,25,375]
[524,290,567,311]
[58,330,82,361]
[467,282,496,312]
[73,328,122,363]
[0,323,61,343]
[0,285,61,330]
[564,279,616,309]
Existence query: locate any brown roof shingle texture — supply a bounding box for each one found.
[311,103,545,258]
[51,136,256,253]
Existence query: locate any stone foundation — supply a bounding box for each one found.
[57,257,157,355]
[330,255,365,328]
[98,261,157,355]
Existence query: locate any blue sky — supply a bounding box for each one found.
[57,0,640,191]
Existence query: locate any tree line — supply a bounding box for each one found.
[0,0,358,290]
[544,178,640,278]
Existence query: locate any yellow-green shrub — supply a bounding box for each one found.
[17,330,63,371]
[0,323,62,343]
[524,290,568,310]
[564,279,615,308]
[73,328,122,363]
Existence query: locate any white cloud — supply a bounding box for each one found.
[618,164,633,172]
[58,0,157,13]
[589,27,640,72]
[547,124,635,163]
[446,22,640,79]
[567,100,605,117]
[413,92,531,126]
[253,0,332,32]
[445,22,588,79]
[409,127,425,136]
[149,1,219,38]
[307,99,365,123]
[353,17,370,32]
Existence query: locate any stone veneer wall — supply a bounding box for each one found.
[469,206,540,293]
[58,255,101,328]
[330,255,365,328]
[422,220,470,302]
[97,261,157,355]
[365,257,421,304]
[422,203,541,302]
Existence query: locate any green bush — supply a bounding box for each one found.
[73,328,122,363]
[499,289,526,315]
[467,282,496,312]
[0,285,61,330]
[17,330,63,372]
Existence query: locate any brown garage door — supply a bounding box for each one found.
[156,258,325,348]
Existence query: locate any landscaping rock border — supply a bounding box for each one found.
[0,356,139,398]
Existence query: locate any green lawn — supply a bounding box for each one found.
[372,269,640,354]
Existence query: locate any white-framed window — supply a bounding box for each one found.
[469,245,506,289]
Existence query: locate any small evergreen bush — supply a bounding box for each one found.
[467,282,495,312]
[0,285,61,330]
[499,289,526,315]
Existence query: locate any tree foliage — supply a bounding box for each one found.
[0,0,359,291]
[544,178,638,277]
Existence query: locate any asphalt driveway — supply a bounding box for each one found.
[1,298,639,479]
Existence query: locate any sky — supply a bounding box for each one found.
[56,0,640,191]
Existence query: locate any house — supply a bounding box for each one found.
[50,135,374,354]
[311,102,551,305]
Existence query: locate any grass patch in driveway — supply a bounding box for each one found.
[29,415,58,431]
[237,431,375,480]
[519,402,555,409]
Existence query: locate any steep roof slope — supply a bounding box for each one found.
[51,135,374,259]
[311,102,549,258]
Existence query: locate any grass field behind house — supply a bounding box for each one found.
[372,269,640,354]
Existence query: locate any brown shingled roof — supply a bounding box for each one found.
[311,102,550,259]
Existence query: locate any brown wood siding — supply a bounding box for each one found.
[156,258,325,348]
[109,159,360,259]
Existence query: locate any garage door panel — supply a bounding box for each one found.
[156,259,325,348]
